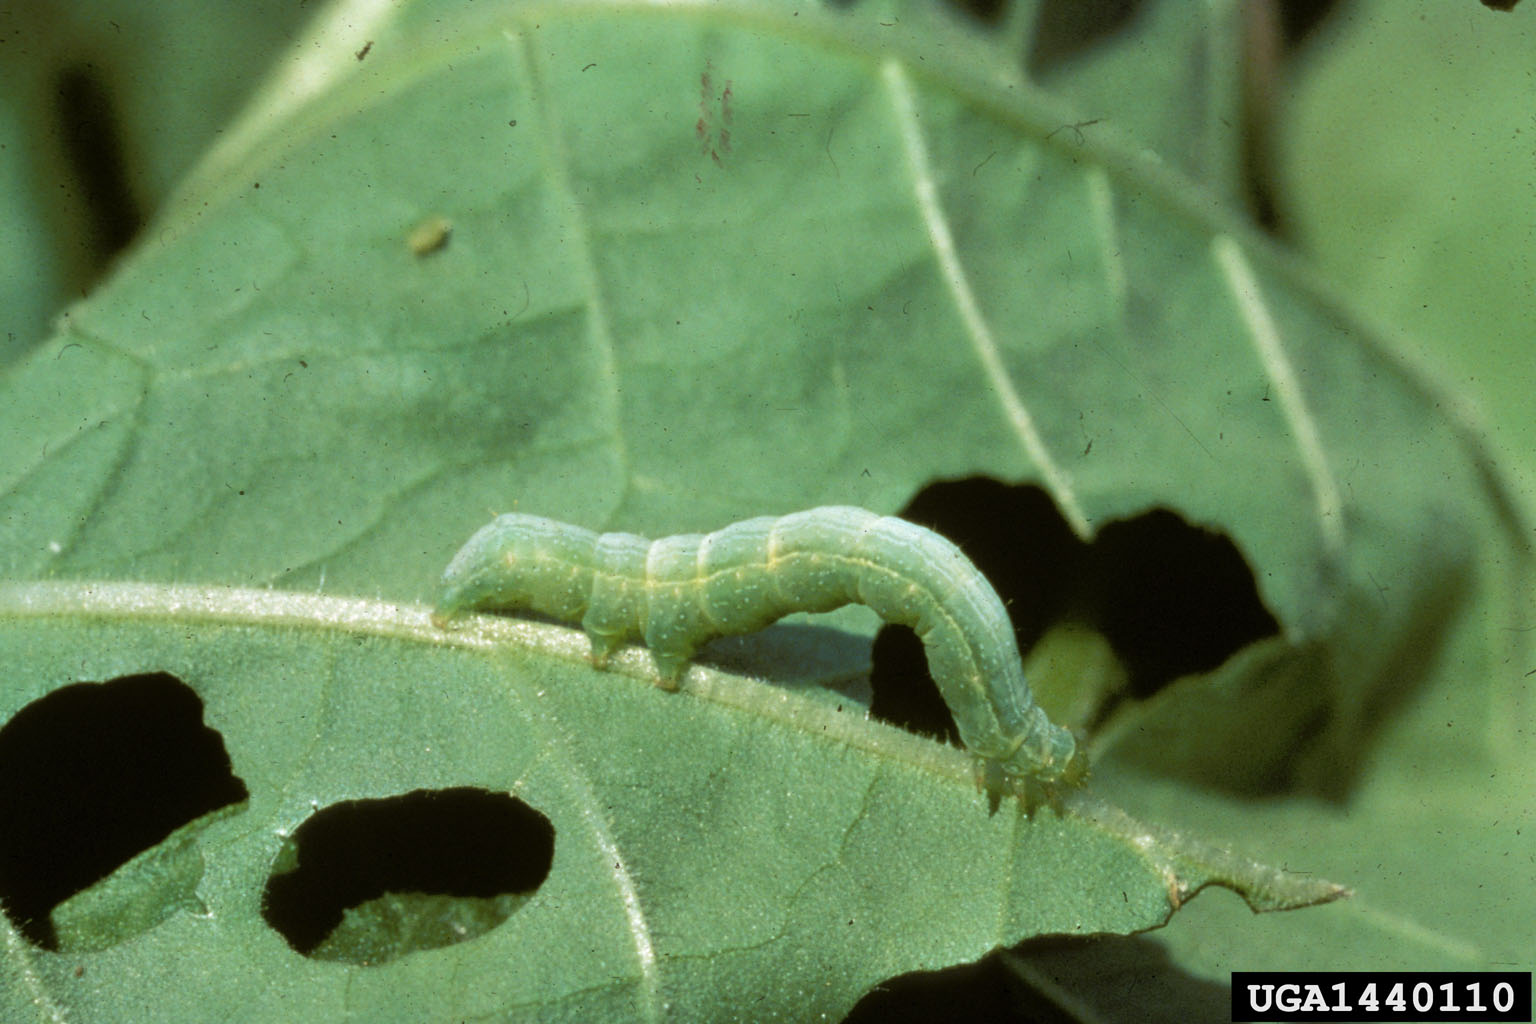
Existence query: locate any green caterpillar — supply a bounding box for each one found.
[434,506,1086,800]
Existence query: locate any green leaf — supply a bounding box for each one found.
[0,582,1342,1022]
[1280,0,1536,510]
[1027,0,1251,203]
[51,804,245,955]
[0,0,314,362]
[309,891,533,967]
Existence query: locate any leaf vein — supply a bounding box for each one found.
[882,58,1090,537]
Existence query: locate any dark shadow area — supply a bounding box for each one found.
[1007,931,1233,1024]
[1025,0,1147,75]
[1277,0,1347,50]
[261,788,554,959]
[1295,542,1474,803]
[702,622,877,697]
[943,0,1010,27]
[54,63,142,265]
[844,953,1069,1024]
[0,672,249,949]
[844,931,1230,1024]
[1241,0,1347,236]
[871,626,960,745]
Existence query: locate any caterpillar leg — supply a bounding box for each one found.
[581,629,686,691]
[648,650,687,692]
[429,603,466,630]
[973,757,1064,816]
[584,629,625,671]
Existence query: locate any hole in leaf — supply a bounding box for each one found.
[1086,509,1280,694]
[261,788,554,965]
[869,478,1278,743]
[0,672,249,950]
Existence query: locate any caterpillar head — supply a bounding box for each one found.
[1048,729,1090,787]
[977,726,1089,813]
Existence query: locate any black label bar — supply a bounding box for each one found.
[1231,972,1531,1022]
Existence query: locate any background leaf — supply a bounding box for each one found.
[1280,0,1536,513]
[1,0,1530,1020]
[0,0,314,363]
